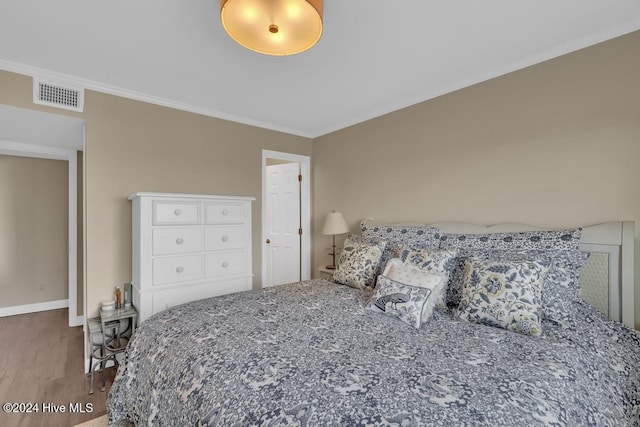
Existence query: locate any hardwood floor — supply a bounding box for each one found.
[0,309,115,427]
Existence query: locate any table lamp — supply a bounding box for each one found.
[322,210,349,269]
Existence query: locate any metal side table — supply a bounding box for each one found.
[88,305,138,394]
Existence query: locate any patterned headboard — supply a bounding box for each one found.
[361,219,635,328]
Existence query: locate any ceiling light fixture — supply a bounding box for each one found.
[220,0,323,56]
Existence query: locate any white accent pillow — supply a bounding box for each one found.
[382,258,444,324]
[367,275,433,329]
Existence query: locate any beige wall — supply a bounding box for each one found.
[1,30,639,324]
[0,71,312,317]
[313,31,640,328]
[0,155,68,307]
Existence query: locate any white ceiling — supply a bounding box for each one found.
[0,1,639,138]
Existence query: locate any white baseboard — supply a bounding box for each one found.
[0,299,69,317]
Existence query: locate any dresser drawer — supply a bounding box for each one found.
[205,201,244,224]
[153,255,203,285]
[153,228,203,255]
[150,278,250,315]
[204,226,245,251]
[153,201,200,225]
[205,251,245,277]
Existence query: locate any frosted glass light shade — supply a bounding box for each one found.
[220,0,323,56]
[322,211,349,235]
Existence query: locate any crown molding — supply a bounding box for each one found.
[0,59,313,138]
[2,17,639,140]
[311,19,640,137]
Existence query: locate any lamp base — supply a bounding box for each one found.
[325,265,336,270]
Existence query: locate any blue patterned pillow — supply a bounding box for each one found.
[442,249,586,328]
[367,275,433,329]
[399,247,458,289]
[333,236,387,289]
[361,224,442,282]
[439,229,582,252]
[439,229,586,328]
[457,259,550,336]
[361,224,442,247]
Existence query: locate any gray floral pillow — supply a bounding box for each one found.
[333,236,387,289]
[439,228,586,329]
[541,250,589,328]
[457,259,550,336]
[399,247,458,282]
[439,229,582,252]
[361,224,442,282]
[367,275,433,329]
[442,248,586,328]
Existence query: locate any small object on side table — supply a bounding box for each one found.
[101,300,115,312]
[115,286,122,309]
[124,283,132,309]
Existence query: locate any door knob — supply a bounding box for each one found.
[266,239,270,244]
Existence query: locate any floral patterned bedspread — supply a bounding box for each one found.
[108,280,640,426]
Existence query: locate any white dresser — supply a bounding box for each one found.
[129,192,254,322]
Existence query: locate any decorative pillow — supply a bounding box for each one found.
[439,229,582,252]
[333,236,387,289]
[361,224,442,246]
[541,250,589,328]
[366,275,433,329]
[441,248,586,328]
[399,247,458,282]
[457,259,550,336]
[439,228,586,328]
[361,224,442,283]
[382,258,445,323]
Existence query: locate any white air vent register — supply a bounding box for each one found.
[33,78,84,112]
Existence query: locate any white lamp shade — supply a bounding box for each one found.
[322,211,349,235]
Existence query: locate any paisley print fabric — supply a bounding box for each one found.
[457,259,549,336]
[382,258,444,323]
[367,275,433,329]
[333,235,386,288]
[108,280,640,427]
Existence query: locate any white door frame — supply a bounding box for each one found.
[261,150,311,285]
[0,139,82,327]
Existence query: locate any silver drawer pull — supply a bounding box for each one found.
[222,209,229,216]
[174,209,182,216]
[176,237,184,245]
[176,266,184,273]
[221,235,229,242]
[222,262,229,268]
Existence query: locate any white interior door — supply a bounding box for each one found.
[265,162,301,287]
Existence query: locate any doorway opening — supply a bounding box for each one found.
[0,140,82,326]
[0,104,85,327]
[261,150,310,287]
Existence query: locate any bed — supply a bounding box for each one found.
[108,221,640,426]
